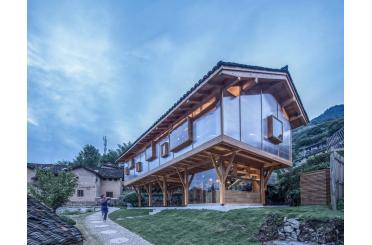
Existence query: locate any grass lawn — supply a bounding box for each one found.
[109,206,343,245]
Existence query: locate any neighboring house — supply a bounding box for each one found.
[27,195,83,245]
[27,163,124,206]
[69,165,124,205]
[116,61,309,207]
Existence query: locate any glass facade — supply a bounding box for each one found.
[223,91,240,140]
[193,104,221,148]
[241,92,262,148]
[189,168,220,204]
[223,89,292,161]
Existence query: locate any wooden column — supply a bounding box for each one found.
[184,169,189,206]
[144,183,152,207]
[260,168,265,205]
[176,168,189,206]
[134,186,142,207]
[163,177,168,206]
[209,152,236,206]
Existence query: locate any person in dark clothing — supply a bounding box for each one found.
[100,194,110,221]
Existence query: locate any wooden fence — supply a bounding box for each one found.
[300,169,330,205]
[330,151,344,210]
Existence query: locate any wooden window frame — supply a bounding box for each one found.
[77,189,84,197]
[145,142,157,161]
[106,191,113,198]
[160,141,169,158]
[135,161,143,172]
[267,115,283,144]
[169,118,193,153]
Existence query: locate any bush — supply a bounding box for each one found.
[59,215,76,225]
[122,191,145,207]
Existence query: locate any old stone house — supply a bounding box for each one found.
[27,163,124,205]
[69,165,124,205]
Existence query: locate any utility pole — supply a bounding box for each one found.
[103,136,107,155]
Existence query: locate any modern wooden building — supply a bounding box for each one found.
[116,61,308,206]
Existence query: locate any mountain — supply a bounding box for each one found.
[292,104,344,162]
[311,104,344,124]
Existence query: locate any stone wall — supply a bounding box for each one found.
[100,179,123,198]
[257,214,343,245]
[70,168,99,203]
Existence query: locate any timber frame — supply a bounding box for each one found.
[116,61,308,206]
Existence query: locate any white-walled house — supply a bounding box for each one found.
[27,163,124,206]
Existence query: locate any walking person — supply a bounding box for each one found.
[100,194,110,221]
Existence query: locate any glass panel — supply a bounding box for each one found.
[169,119,191,152]
[173,142,192,158]
[159,136,172,165]
[241,92,262,148]
[226,166,261,193]
[262,93,279,155]
[278,107,291,160]
[223,91,240,140]
[189,168,220,204]
[193,104,221,148]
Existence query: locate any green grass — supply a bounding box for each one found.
[109,205,343,245]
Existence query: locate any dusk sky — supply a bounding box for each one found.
[28,0,343,163]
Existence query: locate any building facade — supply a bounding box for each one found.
[117,61,309,206]
[27,163,124,205]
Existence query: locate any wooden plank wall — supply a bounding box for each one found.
[300,169,330,205]
[225,190,261,203]
[330,151,344,210]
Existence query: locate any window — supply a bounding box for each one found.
[267,115,283,144]
[170,118,192,152]
[77,190,84,197]
[160,141,169,157]
[241,92,262,148]
[145,143,156,161]
[135,162,143,172]
[106,192,113,198]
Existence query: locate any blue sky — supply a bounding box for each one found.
[27,0,344,163]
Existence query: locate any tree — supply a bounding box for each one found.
[101,149,119,164]
[28,168,78,212]
[73,144,101,167]
[116,141,132,155]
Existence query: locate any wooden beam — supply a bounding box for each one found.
[162,177,168,207]
[223,151,236,182]
[281,97,296,108]
[260,168,265,205]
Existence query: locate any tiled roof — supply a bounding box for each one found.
[116,61,308,162]
[27,195,83,245]
[72,165,123,179]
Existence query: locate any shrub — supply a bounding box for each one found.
[59,215,76,225]
[337,198,344,211]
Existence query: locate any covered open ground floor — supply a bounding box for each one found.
[124,136,288,207]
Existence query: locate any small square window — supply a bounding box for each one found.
[106,192,113,198]
[145,143,156,161]
[267,115,283,144]
[160,142,169,157]
[77,189,84,197]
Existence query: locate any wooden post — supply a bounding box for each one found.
[330,152,337,210]
[184,169,189,206]
[134,186,142,207]
[148,183,152,207]
[163,177,167,207]
[260,168,265,205]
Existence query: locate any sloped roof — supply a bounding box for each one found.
[72,165,123,179]
[116,61,308,162]
[27,195,83,245]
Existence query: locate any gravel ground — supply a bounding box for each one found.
[84,208,153,245]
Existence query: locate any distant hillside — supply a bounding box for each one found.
[292,104,344,162]
[311,104,344,124]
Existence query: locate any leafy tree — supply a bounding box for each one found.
[73,144,101,167]
[57,160,72,165]
[101,149,119,164]
[28,168,78,212]
[116,141,132,155]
